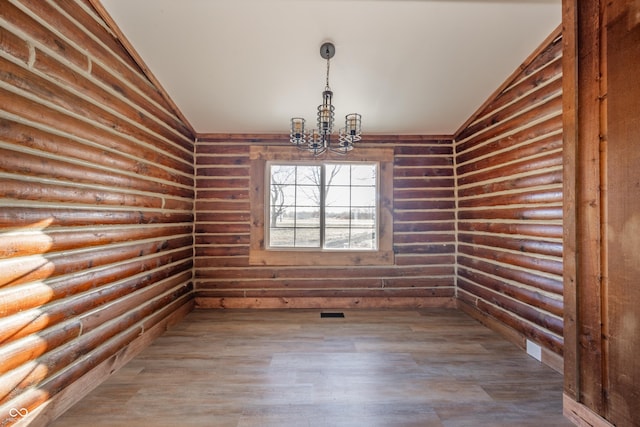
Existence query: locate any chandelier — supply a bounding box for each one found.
[290,42,362,155]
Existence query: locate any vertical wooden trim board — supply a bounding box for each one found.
[0,1,195,425]
[563,1,640,426]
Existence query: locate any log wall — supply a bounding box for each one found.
[194,135,456,309]
[0,1,194,425]
[454,28,564,362]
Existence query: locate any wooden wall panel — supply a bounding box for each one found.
[563,1,640,426]
[0,1,194,425]
[194,137,456,309]
[454,28,564,360]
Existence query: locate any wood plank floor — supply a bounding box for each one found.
[52,309,572,427]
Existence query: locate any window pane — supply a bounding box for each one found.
[271,165,297,185]
[325,207,350,227]
[269,228,295,247]
[270,184,297,207]
[297,165,321,185]
[295,228,321,247]
[351,187,376,207]
[296,185,320,207]
[352,208,376,227]
[351,164,377,185]
[351,229,376,249]
[325,186,351,207]
[325,228,351,248]
[295,208,320,227]
[326,164,350,185]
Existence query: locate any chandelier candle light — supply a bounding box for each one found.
[290,42,362,155]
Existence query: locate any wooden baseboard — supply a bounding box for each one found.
[20,300,194,427]
[195,296,456,310]
[563,394,614,427]
[456,299,564,374]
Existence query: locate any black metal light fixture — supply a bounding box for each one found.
[290,42,362,155]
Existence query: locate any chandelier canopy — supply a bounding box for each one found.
[290,42,362,155]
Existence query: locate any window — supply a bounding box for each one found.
[249,146,394,266]
[267,162,378,250]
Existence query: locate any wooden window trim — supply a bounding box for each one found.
[249,145,394,266]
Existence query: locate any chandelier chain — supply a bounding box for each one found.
[325,53,331,89]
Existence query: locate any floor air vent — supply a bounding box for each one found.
[321,312,345,318]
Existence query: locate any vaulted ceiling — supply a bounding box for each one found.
[98,0,561,135]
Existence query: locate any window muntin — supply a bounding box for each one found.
[267,162,378,251]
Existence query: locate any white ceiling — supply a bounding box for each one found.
[98,0,561,135]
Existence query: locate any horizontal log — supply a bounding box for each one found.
[458,189,563,208]
[195,178,250,189]
[394,156,453,167]
[393,221,455,233]
[457,221,562,239]
[394,211,455,222]
[195,155,249,166]
[0,147,192,194]
[392,144,453,155]
[456,115,562,163]
[0,25,30,63]
[195,212,251,222]
[458,170,562,198]
[457,255,563,295]
[193,256,248,268]
[394,188,455,199]
[1,237,193,288]
[195,287,455,300]
[0,178,193,212]
[0,88,192,172]
[393,177,454,189]
[195,189,250,200]
[0,2,88,69]
[458,244,563,276]
[393,167,454,178]
[195,201,250,211]
[0,257,193,317]
[194,295,456,310]
[198,167,249,177]
[473,56,562,129]
[195,144,251,155]
[194,224,250,234]
[0,224,192,258]
[456,96,562,153]
[394,243,455,254]
[33,47,191,149]
[457,133,562,177]
[458,152,563,186]
[457,206,562,221]
[459,77,562,141]
[45,0,140,72]
[0,118,191,179]
[0,319,82,375]
[393,200,456,210]
[393,233,456,245]
[458,290,563,355]
[458,278,563,336]
[458,233,562,257]
[195,234,250,245]
[194,246,249,257]
[394,254,456,266]
[0,269,192,345]
[458,267,563,316]
[1,57,191,163]
[0,207,193,229]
